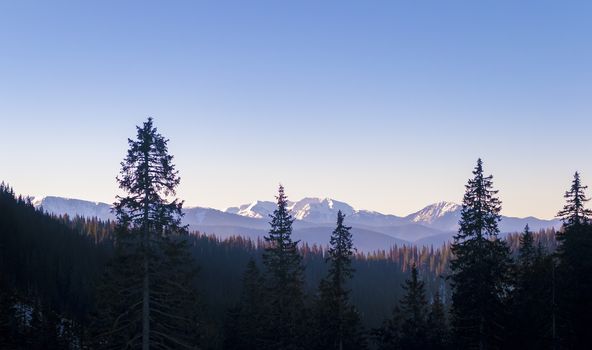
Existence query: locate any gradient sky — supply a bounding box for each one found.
[1,1,591,219]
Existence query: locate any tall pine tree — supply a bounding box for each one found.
[556,172,592,228]
[312,211,366,350]
[450,158,512,349]
[92,118,199,349]
[426,291,450,350]
[517,225,536,267]
[555,172,592,348]
[398,264,428,350]
[262,185,306,350]
[374,264,430,350]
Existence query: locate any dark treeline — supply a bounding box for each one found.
[0,184,113,348]
[1,118,591,349]
[0,184,449,348]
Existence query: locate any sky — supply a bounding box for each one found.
[1,0,591,219]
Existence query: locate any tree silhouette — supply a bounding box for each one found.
[92,118,199,349]
[555,172,592,348]
[450,158,512,349]
[261,184,306,349]
[312,211,366,350]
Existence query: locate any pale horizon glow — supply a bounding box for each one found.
[2,1,591,220]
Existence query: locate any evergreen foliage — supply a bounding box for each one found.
[426,291,450,349]
[399,264,428,349]
[374,264,431,350]
[518,224,536,266]
[91,118,200,349]
[223,259,266,350]
[0,280,17,349]
[557,172,592,228]
[450,158,512,349]
[312,211,366,350]
[5,153,592,350]
[506,225,553,349]
[555,172,592,348]
[0,182,110,348]
[373,306,404,350]
[261,184,307,349]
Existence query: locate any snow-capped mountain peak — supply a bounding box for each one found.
[407,201,461,224]
[33,196,115,220]
[226,197,356,223]
[31,195,561,250]
[225,200,279,219]
[288,197,355,222]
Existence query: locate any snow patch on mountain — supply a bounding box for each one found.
[225,200,281,219]
[288,198,355,222]
[407,201,461,225]
[33,196,115,220]
[227,197,375,224]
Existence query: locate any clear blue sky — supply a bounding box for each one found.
[1,0,591,219]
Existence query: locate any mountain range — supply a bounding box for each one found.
[32,196,561,252]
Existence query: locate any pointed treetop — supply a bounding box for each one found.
[518,224,536,266]
[276,183,287,204]
[336,209,345,224]
[456,158,502,240]
[399,263,427,323]
[470,158,487,182]
[141,116,154,130]
[475,157,483,171]
[557,171,592,227]
[115,116,183,231]
[326,209,355,287]
[269,184,293,223]
[265,183,297,244]
[132,117,157,144]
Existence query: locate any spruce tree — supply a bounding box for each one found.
[556,172,592,228]
[374,306,403,350]
[262,185,306,349]
[225,259,266,350]
[312,211,366,350]
[518,224,536,268]
[374,264,429,350]
[555,172,592,348]
[450,158,512,349]
[426,291,450,350]
[92,118,199,349]
[398,264,428,350]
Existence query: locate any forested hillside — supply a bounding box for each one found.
[0,180,571,350]
[0,182,451,347]
[2,118,591,349]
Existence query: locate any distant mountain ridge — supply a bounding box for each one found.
[33,196,115,221]
[33,196,561,251]
[406,201,461,228]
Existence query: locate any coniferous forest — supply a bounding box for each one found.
[1,118,591,349]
